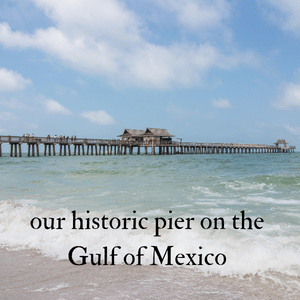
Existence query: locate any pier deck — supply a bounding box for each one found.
[0,135,295,157]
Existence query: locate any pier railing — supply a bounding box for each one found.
[0,135,295,157]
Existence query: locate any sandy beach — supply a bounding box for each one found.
[1,247,299,300]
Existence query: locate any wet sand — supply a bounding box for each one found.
[0,247,299,300]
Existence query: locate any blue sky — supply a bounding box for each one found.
[0,0,299,148]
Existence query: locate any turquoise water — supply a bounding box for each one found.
[0,152,299,285]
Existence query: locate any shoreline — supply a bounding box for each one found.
[1,247,299,299]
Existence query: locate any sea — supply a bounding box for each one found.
[0,151,299,299]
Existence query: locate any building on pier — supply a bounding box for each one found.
[118,129,145,143]
[118,128,174,145]
[117,128,175,154]
[274,139,288,148]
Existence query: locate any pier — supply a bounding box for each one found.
[0,128,295,157]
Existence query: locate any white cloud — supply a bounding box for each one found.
[259,0,300,33]
[156,0,230,30]
[272,82,300,110]
[283,124,300,135]
[81,110,115,125]
[212,98,231,108]
[0,0,258,89]
[0,67,32,91]
[75,78,86,86]
[44,98,72,114]
[0,98,31,110]
[0,112,18,120]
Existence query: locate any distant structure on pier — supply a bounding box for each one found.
[118,128,174,144]
[0,128,296,157]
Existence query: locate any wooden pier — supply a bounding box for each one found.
[0,128,295,157]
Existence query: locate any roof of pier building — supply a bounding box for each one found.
[118,129,145,137]
[274,139,288,146]
[144,128,175,137]
[118,128,175,138]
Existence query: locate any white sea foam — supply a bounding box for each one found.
[192,186,222,197]
[32,283,69,292]
[15,199,40,205]
[223,181,268,191]
[242,196,300,205]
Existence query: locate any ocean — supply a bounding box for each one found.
[0,152,299,299]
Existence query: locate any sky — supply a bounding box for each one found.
[0,0,300,149]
